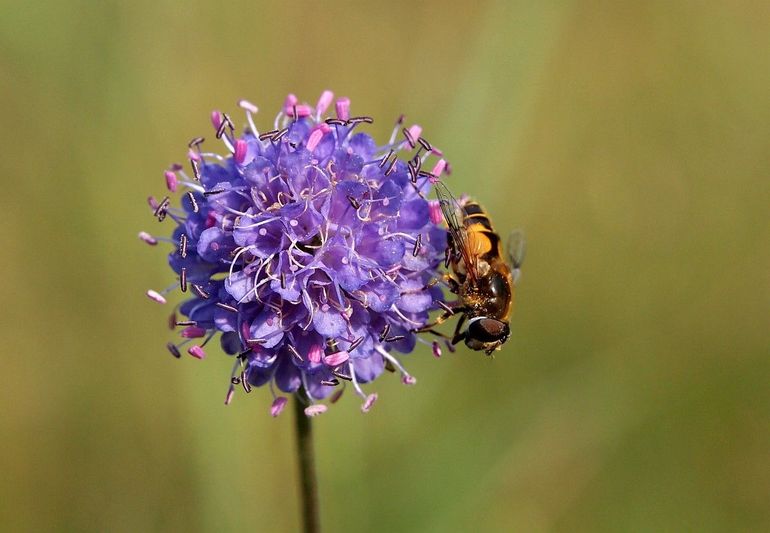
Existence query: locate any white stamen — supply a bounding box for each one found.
[375,345,415,382]
[227,245,255,280]
[348,361,367,400]
[390,306,423,326]
[200,152,226,162]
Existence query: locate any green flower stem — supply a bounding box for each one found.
[294,396,320,533]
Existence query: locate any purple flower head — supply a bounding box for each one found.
[143,92,450,415]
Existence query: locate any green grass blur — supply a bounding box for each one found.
[1,1,768,531]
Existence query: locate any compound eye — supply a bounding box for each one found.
[467,318,510,343]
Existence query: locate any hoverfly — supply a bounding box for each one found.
[419,182,525,355]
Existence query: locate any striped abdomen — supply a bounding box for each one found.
[462,201,502,262]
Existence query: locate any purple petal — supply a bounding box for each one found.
[352,352,385,383]
[275,355,301,393]
[360,280,399,313]
[224,270,255,303]
[280,202,323,241]
[248,308,285,349]
[397,279,434,313]
[312,303,347,337]
[396,198,430,230]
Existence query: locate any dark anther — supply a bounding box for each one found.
[444,247,452,268]
[385,155,399,176]
[175,320,197,326]
[180,267,187,292]
[280,271,286,290]
[396,114,405,126]
[167,312,177,330]
[154,196,170,219]
[348,336,364,352]
[384,359,396,373]
[180,233,188,258]
[240,371,252,393]
[166,342,181,359]
[417,136,432,151]
[216,119,228,139]
[332,370,352,381]
[320,379,340,387]
[402,127,416,148]
[188,137,205,148]
[346,116,373,125]
[418,170,436,180]
[190,158,201,181]
[237,349,252,360]
[379,149,394,168]
[379,323,391,342]
[437,301,454,314]
[231,376,241,385]
[186,191,199,213]
[347,195,360,209]
[259,129,279,141]
[192,284,210,299]
[325,118,346,126]
[412,234,422,257]
[272,128,288,142]
[246,338,265,347]
[203,188,227,196]
[287,344,303,362]
[385,335,406,342]
[408,163,418,183]
[215,302,238,313]
[223,113,234,131]
[292,105,298,121]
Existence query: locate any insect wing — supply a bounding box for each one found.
[434,182,477,280]
[506,229,526,284]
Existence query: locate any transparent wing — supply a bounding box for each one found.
[433,181,477,280]
[506,229,526,284]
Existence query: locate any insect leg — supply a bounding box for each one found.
[421,328,451,339]
[413,306,467,333]
[423,274,461,294]
[451,314,467,345]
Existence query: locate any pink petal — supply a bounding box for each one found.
[304,404,327,417]
[335,97,350,121]
[138,231,157,246]
[210,110,222,129]
[164,171,178,192]
[432,341,442,358]
[428,200,443,225]
[323,350,350,367]
[361,393,378,413]
[187,345,206,359]
[146,289,166,304]
[316,90,334,115]
[270,397,288,417]
[234,139,247,165]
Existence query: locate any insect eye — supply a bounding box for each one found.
[467,318,510,343]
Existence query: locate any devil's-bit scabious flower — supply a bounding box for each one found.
[142,91,451,415]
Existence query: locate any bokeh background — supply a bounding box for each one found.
[1,1,768,531]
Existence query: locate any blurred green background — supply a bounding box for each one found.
[1,0,768,531]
